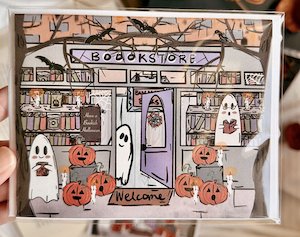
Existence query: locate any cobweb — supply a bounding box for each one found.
[90,90,111,111]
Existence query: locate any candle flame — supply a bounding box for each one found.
[228,169,232,175]
[64,168,67,173]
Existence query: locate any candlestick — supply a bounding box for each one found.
[34,94,41,108]
[76,95,82,108]
[226,171,233,196]
[91,184,96,204]
[245,97,251,110]
[217,148,223,167]
[193,185,199,204]
[204,96,211,110]
[62,170,68,189]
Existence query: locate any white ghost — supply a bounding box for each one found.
[116,125,133,185]
[215,94,241,146]
[28,134,59,202]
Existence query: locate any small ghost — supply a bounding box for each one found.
[91,185,96,204]
[28,134,59,202]
[217,149,223,167]
[116,125,133,185]
[193,186,199,204]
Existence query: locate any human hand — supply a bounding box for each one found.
[0,87,17,226]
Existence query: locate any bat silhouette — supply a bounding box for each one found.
[131,19,145,30]
[143,24,158,34]
[85,27,116,44]
[118,18,157,34]
[35,56,65,73]
[118,18,145,30]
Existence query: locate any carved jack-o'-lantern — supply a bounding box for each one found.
[87,171,116,196]
[192,145,217,165]
[198,181,228,205]
[175,173,203,198]
[63,182,91,206]
[69,144,96,166]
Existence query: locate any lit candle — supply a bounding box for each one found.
[193,185,199,205]
[226,170,233,196]
[244,97,250,110]
[204,96,211,110]
[35,94,41,108]
[62,169,68,189]
[91,181,97,204]
[217,146,223,167]
[76,95,82,108]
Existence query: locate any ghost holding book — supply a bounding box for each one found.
[215,94,241,146]
[28,134,59,202]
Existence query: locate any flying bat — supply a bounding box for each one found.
[35,56,65,73]
[143,24,158,34]
[118,18,158,34]
[85,28,116,44]
[131,19,145,31]
[118,18,145,31]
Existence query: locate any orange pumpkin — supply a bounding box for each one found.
[198,181,228,205]
[192,145,217,165]
[69,144,96,166]
[87,171,116,196]
[63,182,91,206]
[175,173,203,198]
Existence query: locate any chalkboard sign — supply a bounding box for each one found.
[80,106,101,142]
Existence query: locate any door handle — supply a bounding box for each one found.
[141,144,147,151]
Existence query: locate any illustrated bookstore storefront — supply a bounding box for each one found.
[15,13,277,219]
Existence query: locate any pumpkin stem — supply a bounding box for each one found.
[76,135,84,145]
[183,163,192,173]
[96,162,104,172]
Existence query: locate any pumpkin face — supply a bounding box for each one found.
[198,181,228,205]
[69,144,96,166]
[192,145,217,165]
[175,173,203,198]
[63,182,91,206]
[87,171,116,196]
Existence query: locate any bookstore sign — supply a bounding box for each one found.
[70,49,221,66]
